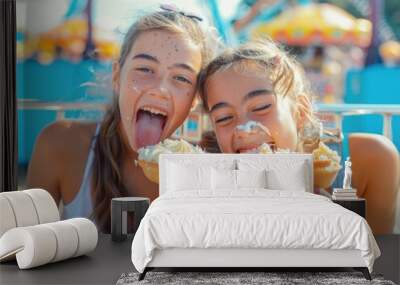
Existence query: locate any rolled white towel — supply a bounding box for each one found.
[0,218,98,269]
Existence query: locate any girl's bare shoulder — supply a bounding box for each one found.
[36,120,98,158]
[27,121,100,203]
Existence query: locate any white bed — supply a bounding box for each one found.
[131,154,380,280]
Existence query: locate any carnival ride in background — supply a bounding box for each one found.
[234,0,400,161]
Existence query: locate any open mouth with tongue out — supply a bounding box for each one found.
[135,106,168,149]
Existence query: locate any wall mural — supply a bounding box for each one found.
[15,0,400,235]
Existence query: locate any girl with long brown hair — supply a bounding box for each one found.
[27,8,218,232]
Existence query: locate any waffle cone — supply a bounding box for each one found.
[313,159,331,168]
[313,163,341,189]
[138,160,159,184]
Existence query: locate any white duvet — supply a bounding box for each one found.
[131,190,380,273]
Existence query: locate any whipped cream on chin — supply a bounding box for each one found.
[138,139,204,163]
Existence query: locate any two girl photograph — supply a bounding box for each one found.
[22,2,399,234]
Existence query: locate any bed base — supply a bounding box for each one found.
[138,267,371,281]
[138,248,372,281]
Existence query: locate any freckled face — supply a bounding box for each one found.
[115,30,202,151]
[205,67,299,153]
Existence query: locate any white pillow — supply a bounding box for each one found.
[236,169,267,189]
[212,168,237,190]
[266,163,307,191]
[237,158,309,192]
[167,162,212,191]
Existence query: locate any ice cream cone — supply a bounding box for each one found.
[313,159,331,168]
[313,164,341,189]
[138,160,159,184]
[312,142,342,189]
[137,139,204,184]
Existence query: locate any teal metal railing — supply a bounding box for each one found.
[316,103,400,141]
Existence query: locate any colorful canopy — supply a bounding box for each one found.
[251,3,372,47]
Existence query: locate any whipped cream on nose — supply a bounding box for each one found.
[236,120,271,135]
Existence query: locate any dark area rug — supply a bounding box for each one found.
[116,271,396,285]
